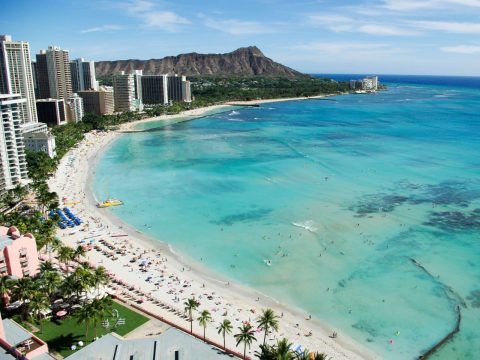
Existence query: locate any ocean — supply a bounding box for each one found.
[93,75,480,359]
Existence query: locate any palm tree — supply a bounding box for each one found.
[40,270,62,304]
[76,302,93,343]
[257,308,279,346]
[197,310,212,341]
[57,246,75,274]
[90,296,113,338]
[312,352,328,360]
[71,266,94,301]
[217,319,233,350]
[60,274,77,300]
[0,276,12,309]
[295,350,311,360]
[10,277,38,319]
[11,184,28,202]
[184,297,200,333]
[255,343,277,360]
[28,291,50,333]
[234,323,256,359]
[276,338,294,360]
[39,261,55,273]
[74,245,86,263]
[92,266,109,297]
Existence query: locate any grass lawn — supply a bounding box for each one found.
[33,301,149,358]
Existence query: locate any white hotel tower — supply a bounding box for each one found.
[0,35,38,125]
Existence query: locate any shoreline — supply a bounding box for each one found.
[122,93,344,131]
[49,98,379,360]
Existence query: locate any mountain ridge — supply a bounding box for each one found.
[95,46,303,77]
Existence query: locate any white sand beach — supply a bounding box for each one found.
[48,103,379,360]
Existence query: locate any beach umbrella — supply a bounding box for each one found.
[56,310,67,317]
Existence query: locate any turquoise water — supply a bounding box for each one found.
[93,83,480,359]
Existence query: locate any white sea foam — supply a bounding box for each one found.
[229,110,240,116]
[226,118,244,122]
[292,220,318,233]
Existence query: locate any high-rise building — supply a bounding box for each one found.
[113,71,137,112]
[0,35,38,125]
[77,86,114,115]
[70,58,98,92]
[36,98,66,126]
[0,94,28,193]
[133,70,143,112]
[182,79,192,103]
[34,51,50,99]
[141,75,168,105]
[36,46,72,101]
[167,74,184,102]
[66,93,84,122]
[31,60,39,98]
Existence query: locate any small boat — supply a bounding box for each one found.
[264,259,272,266]
[97,198,124,208]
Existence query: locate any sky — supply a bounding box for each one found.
[1,0,480,75]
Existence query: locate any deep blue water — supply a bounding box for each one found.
[94,76,480,359]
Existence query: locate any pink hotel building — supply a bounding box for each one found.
[0,226,39,278]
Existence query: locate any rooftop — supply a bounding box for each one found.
[0,235,13,250]
[1,319,55,360]
[65,327,237,360]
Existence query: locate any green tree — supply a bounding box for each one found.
[74,245,86,262]
[0,276,13,309]
[71,266,94,301]
[40,270,63,304]
[312,352,328,360]
[10,277,38,319]
[217,319,233,349]
[276,338,294,360]
[76,302,93,343]
[197,309,212,341]
[39,260,55,273]
[184,297,200,333]
[28,291,50,333]
[92,266,109,297]
[90,296,113,338]
[57,246,75,274]
[255,343,277,360]
[60,273,76,300]
[234,323,256,359]
[257,308,279,346]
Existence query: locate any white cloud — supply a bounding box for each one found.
[81,25,122,34]
[381,0,439,11]
[441,45,480,53]
[291,41,400,54]
[358,24,420,36]
[203,17,273,35]
[142,11,190,31]
[121,0,154,14]
[307,14,420,36]
[381,0,480,10]
[117,0,189,32]
[411,20,480,33]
